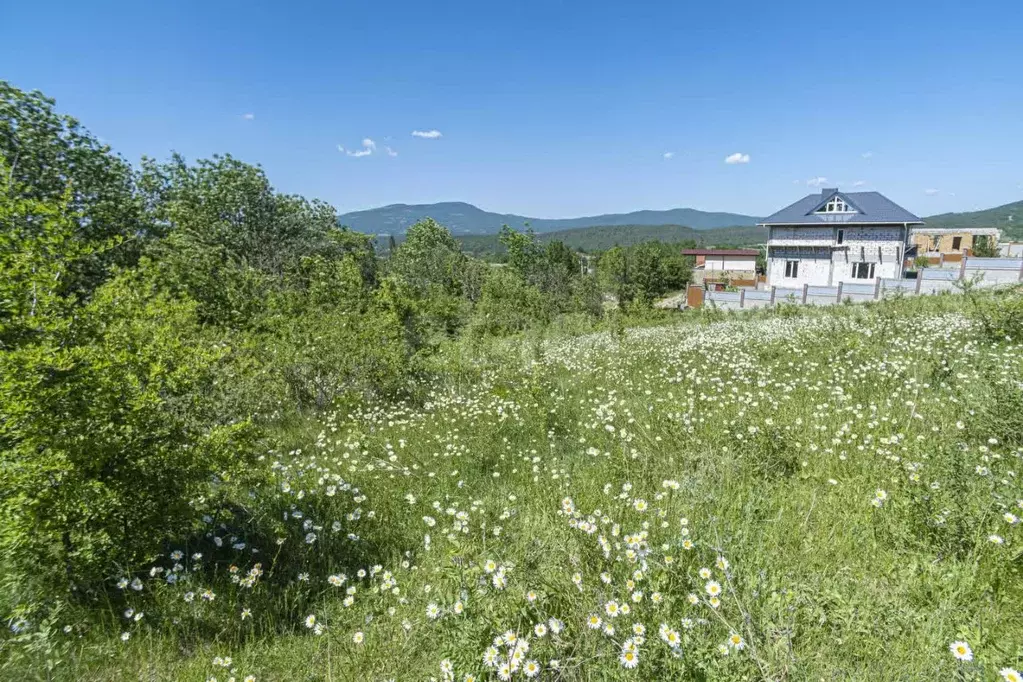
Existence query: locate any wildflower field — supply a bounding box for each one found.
[7,293,1022,681]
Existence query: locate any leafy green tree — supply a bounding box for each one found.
[570,274,605,319]
[597,246,632,308]
[595,241,691,307]
[659,248,693,292]
[499,229,580,308]
[388,219,470,336]
[1,81,150,290]
[536,239,580,301]
[499,225,545,280]
[461,256,490,304]
[141,154,352,325]
[0,180,101,349]
[144,154,341,273]
[389,218,466,296]
[630,242,664,303]
[544,240,581,278]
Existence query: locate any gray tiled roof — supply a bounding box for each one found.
[759,190,923,225]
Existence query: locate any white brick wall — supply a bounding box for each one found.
[769,226,834,245]
[767,253,832,286]
[767,224,908,286]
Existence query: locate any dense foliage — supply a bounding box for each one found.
[0,82,689,615]
[454,223,765,259]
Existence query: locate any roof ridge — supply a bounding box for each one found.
[759,190,923,226]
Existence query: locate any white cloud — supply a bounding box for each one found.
[924,188,940,195]
[861,151,873,159]
[724,152,750,165]
[385,146,398,157]
[411,129,442,139]
[338,138,376,157]
[663,151,675,160]
[852,180,866,187]
[806,176,829,187]
[242,113,255,120]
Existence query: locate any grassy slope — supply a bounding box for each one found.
[30,294,1023,681]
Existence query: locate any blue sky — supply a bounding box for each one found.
[3,0,1022,218]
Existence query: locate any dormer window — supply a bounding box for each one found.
[818,195,855,213]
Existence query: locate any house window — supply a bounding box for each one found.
[930,236,940,251]
[851,262,875,279]
[817,196,856,213]
[952,236,962,251]
[837,229,844,244]
[784,260,799,278]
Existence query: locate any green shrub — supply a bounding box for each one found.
[0,267,258,595]
[468,266,551,338]
[963,285,1023,343]
[251,296,427,411]
[0,174,258,598]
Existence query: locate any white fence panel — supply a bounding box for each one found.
[964,258,1022,270]
[921,269,959,281]
[691,256,1021,311]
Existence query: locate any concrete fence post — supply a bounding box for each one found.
[874,277,882,300]
[959,255,967,281]
[836,281,844,303]
[770,286,777,305]
[739,288,746,309]
[1018,258,1023,282]
[801,284,808,304]
[915,274,923,295]
[939,252,945,267]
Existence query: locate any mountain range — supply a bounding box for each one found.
[339,199,1023,241]
[338,201,759,235]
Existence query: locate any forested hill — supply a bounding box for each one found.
[344,199,1023,242]
[339,201,760,235]
[454,223,766,257]
[925,200,1023,240]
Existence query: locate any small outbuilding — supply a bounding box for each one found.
[682,248,759,288]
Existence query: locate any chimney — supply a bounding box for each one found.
[822,188,838,197]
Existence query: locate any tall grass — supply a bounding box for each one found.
[4,293,1022,681]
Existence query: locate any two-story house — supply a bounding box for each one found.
[760,188,922,287]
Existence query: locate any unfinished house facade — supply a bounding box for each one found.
[910,227,1000,258]
[760,188,922,287]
